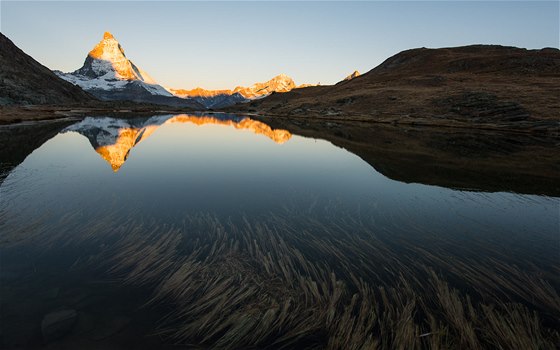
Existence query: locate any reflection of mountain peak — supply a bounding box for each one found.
[95,127,161,172]
[95,129,136,172]
[64,115,291,172]
[65,116,166,172]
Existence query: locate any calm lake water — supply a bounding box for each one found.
[0,114,558,349]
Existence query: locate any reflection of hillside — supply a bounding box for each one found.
[256,117,560,196]
[66,114,292,172]
[3,115,558,197]
[0,120,74,185]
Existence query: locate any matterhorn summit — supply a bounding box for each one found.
[75,32,157,83]
[56,32,201,107]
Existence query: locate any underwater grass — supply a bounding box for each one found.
[1,201,558,349]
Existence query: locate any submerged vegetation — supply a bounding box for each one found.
[1,198,558,349]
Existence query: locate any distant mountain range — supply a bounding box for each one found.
[169,74,299,109]
[1,31,356,110]
[55,32,309,109]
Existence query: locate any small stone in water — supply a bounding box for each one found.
[89,315,130,340]
[41,309,77,343]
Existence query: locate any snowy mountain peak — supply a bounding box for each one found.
[233,74,296,98]
[56,32,173,97]
[270,74,294,85]
[84,32,138,81]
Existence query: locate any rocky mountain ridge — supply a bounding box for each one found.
[170,74,297,109]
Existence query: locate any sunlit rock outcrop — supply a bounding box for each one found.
[342,70,360,82]
[65,115,291,171]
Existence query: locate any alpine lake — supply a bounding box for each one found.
[0,113,558,349]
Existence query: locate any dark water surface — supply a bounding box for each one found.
[1,114,558,349]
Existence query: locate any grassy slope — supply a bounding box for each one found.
[0,33,96,105]
[236,45,560,132]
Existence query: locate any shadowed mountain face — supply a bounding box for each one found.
[0,33,95,105]
[83,82,206,108]
[64,114,292,171]
[241,45,560,132]
[0,119,75,184]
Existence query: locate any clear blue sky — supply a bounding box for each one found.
[1,1,558,89]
